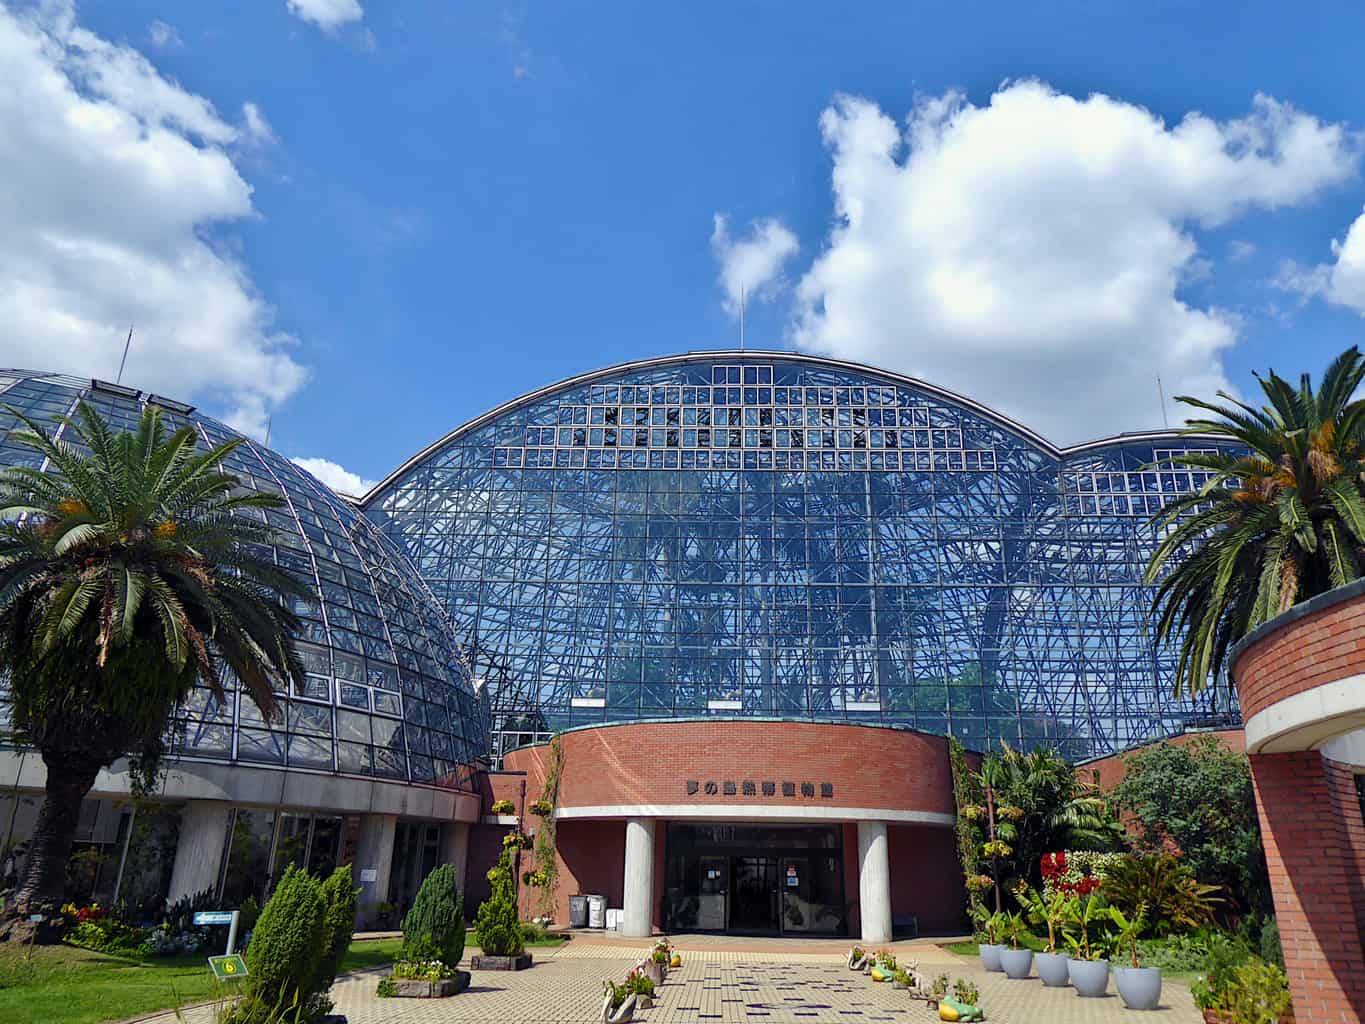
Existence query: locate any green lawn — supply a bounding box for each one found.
[0,937,403,1024]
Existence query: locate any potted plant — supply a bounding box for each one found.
[1016,883,1072,987]
[998,912,1034,980]
[929,972,950,1008]
[941,978,984,1022]
[848,945,868,970]
[491,798,515,815]
[530,798,553,816]
[969,904,1008,972]
[601,979,636,1023]
[624,969,655,1010]
[892,968,912,990]
[1063,892,1112,997]
[1109,904,1161,1011]
[647,947,668,985]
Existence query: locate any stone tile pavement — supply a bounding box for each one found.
[135,943,1203,1024]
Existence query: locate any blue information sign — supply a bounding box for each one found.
[193,911,236,926]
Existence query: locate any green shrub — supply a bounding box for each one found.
[475,851,525,957]
[223,863,356,1023]
[240,865,324,1008]
[376,976,397,998]
[401,864,465,967]
[64,919,145,955]
[311,865,359,998]
[1258,917,1283,970]
[1101,853,1220,937]
[1227,961,1292,1024]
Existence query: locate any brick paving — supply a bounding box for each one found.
[135,941,1202,1024]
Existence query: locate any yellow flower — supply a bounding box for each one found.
[154,521,178,538]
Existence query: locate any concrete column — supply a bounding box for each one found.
[857,820,892,944]
[441,821,471,893]
[621,816,655,938]
[354,813,398,929]
[167,803,232,904]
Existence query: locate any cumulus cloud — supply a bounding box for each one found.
[710,214,800,317]
[0,2,305,439]
[791,82,1356,444]
[1276,206,1365,315]
[292,457,377,496]
[286,0,364,33]
[147,19,182,50]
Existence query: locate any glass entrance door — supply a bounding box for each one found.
[729,857,779,933]
[696,856,727,930]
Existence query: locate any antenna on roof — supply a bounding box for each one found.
[739,284,746,351]
[1156,376,1170,430]
[263,416,272,447]
[116,325,133,385]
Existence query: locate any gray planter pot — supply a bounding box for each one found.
[979,943,1005,972]
[471,953,534,971]
[1036,952,1071,987]
[1113,966,1162,1010]
[387,971,471,998]
[999,948,1033,979]
[1069,958,1110,997]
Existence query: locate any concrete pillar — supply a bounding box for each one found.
[354,813,398,930]
[857,820,892,944]
[167,803,232,904]
[621,816,655,938]
[441,821,471,893]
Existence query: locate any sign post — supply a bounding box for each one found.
[208,954,249,981]
[193,910,241,956]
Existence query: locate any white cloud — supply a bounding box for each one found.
[291,457,376,496]
[1228,240,1258,261]
[710,214,800,316]
[286,0,364,33]
[791,82,1356,444]
[147,19,183,50]
[0,2,305,439]
[1276,206,1365,315]
[240,101,275,147]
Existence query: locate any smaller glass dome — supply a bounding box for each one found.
[0,370,488,786]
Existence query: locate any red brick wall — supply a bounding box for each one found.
[842,823,861,938]
[1232,594,1365,722]
[465,822,509,912]
[1250,750,1365,1023]
[887,824,966,934]
[501,721,956,815]
[1081,729,1247,793]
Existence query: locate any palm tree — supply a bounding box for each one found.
[0,401,307,923]
[1146,345,1365,696]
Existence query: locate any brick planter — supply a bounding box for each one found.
[471,952,534,970]
[387,971,471,997]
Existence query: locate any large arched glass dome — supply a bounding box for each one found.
[364,352,1240,761]
[0,370,487,786]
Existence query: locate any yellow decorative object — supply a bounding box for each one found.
[670,954,681,967]
[870,966,892,982]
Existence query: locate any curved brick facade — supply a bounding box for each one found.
[1232,581,1365,730]
[501,719,958,819]
[1229,584,1365,1024]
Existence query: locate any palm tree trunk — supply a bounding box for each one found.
[11,751,102,915]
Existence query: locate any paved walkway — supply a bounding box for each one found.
[135,940,1202,1024]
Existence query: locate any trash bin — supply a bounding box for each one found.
[586,894,606,928]
[569,894,589,928]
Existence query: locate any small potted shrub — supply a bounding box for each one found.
[892,968,912,990]
[969,904,1008,972]
[941,978,984,1022]
[1064,892,1113,997]
[1016,883,1072,987]
[530,798,553,816]
[1110,905,1161,1011]
[472,851,532,970]
[490,798,515,815]
[601,979,637,1023]
[625,969,656,1009]
[647,947,668,985]
[382,864,470,997]
[998,912,1034,980]
[1226,961,1293,1024]
[929,972,950,1007]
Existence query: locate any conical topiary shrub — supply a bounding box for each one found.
[402,864,466,966]
[474,850,525,957]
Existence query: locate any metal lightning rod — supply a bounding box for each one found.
[739,285,746,351]
[116,325,134,385]
[1156,376,1169,429]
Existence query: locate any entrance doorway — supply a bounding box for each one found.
[663,823,846,935]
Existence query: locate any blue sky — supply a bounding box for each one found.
[7,1,1365,491]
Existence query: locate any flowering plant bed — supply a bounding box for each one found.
[379,971,471,998]
[471,952,533,970]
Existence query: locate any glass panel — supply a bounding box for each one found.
[220,808,275,908]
